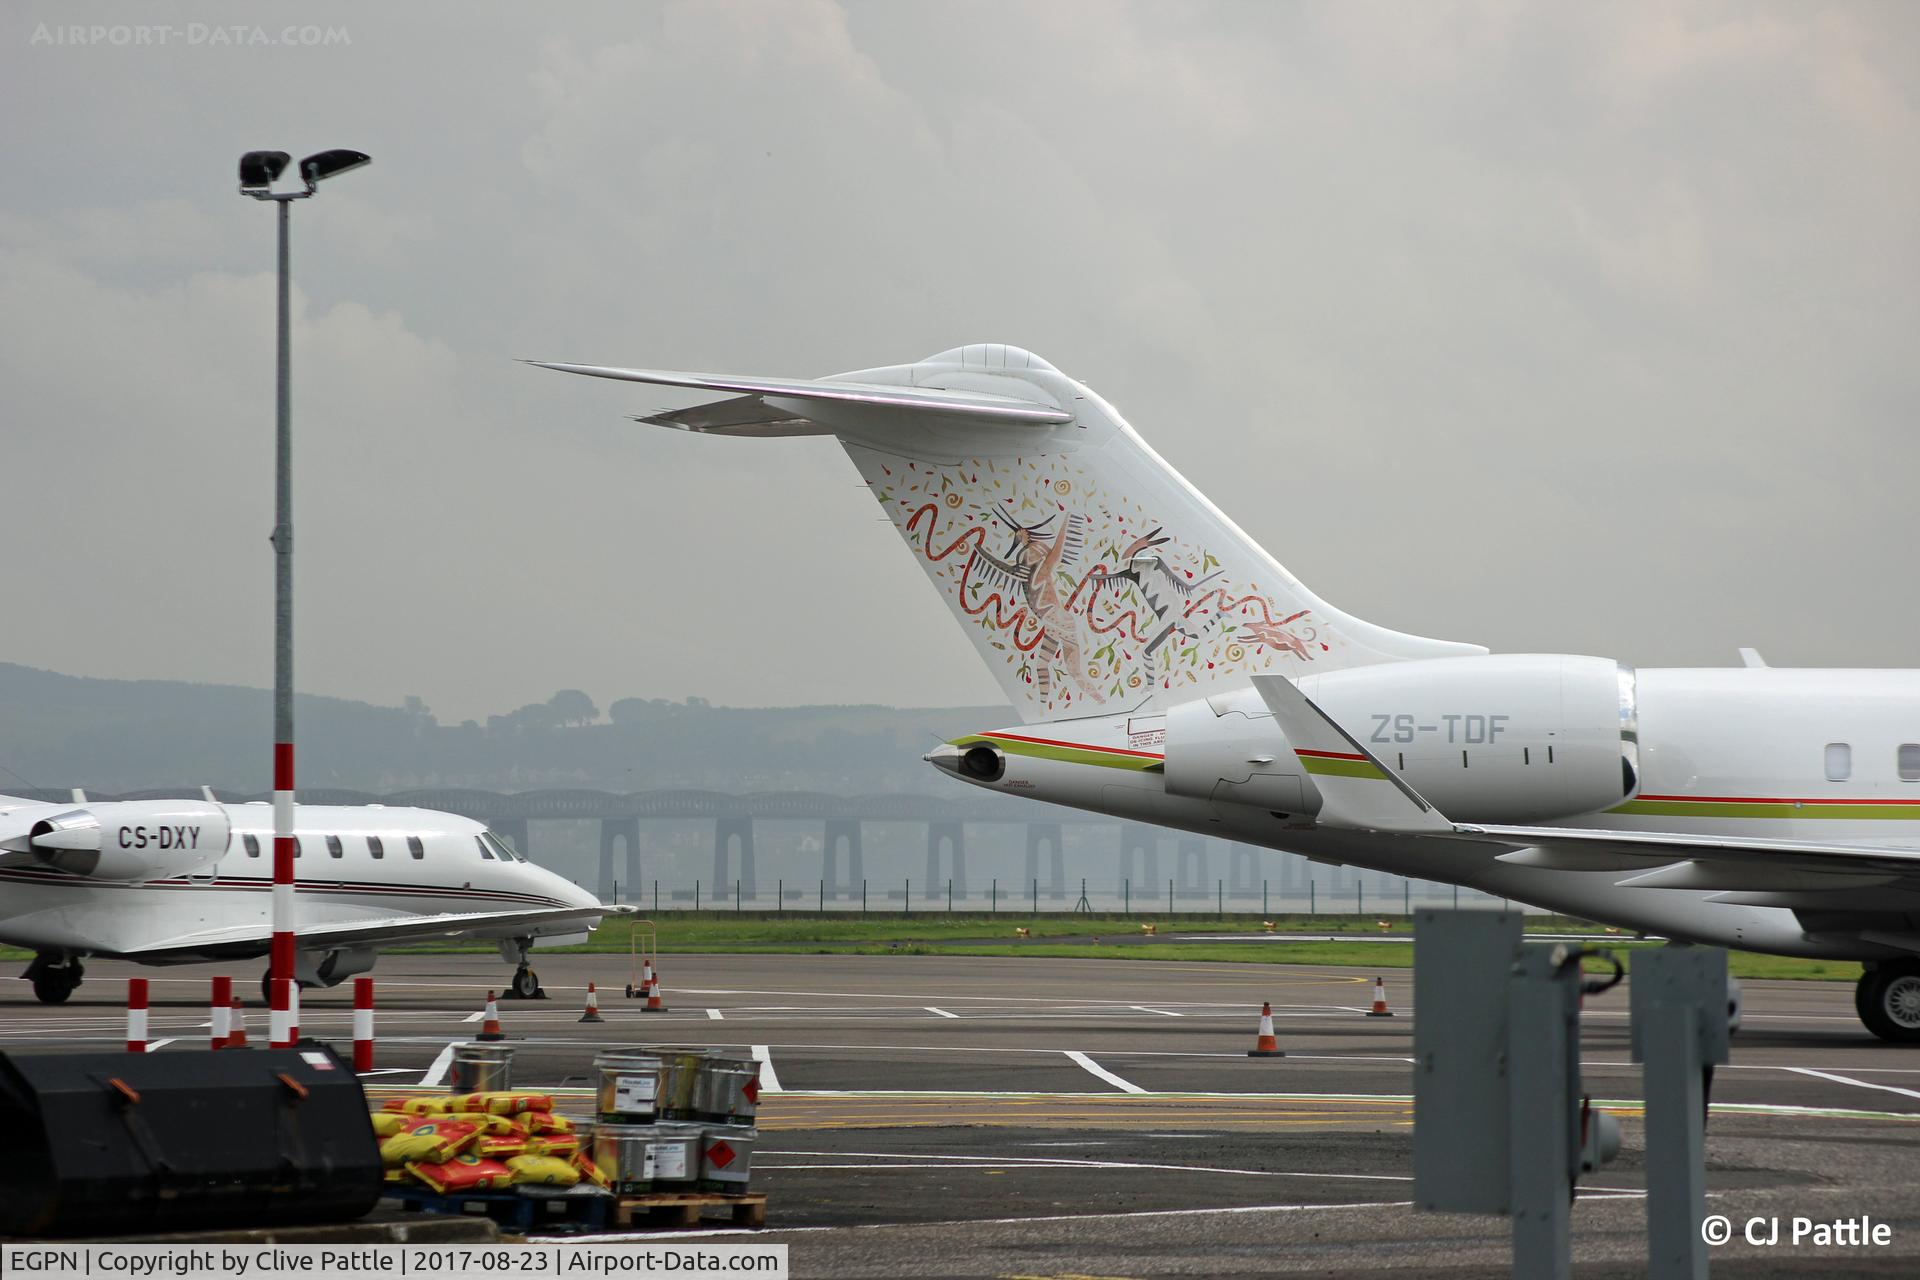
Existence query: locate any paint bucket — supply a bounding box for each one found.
[589,1122,656,1195]
[594,1051,663,1123]
[698,1123,757,1194]
[646,1122,703,1191]
[694,1052,761,1124]
[655,1050,709,1120]
[450,1043,514,1093]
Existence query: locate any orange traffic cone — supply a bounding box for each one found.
[226,997,249,1049]
[579,982,605,1024]
[1366,976,1394,1018]
[1247,1001,1284,1057]
[477,991,507,1041]
[642,972,667,1013]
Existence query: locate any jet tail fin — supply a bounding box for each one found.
[538,343,1482,723]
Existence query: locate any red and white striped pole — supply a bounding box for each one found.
[210,975,232,1051]
[126,977,149,1053]
[269,742,298,1047]
[352,977,374,1072]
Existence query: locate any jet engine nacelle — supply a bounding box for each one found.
[1162,694,1322,821]
[1303,654,1639,823]
[29,801,230,882]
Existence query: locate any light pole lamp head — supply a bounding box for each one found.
[299,149,371,188]
[237,150,292,196]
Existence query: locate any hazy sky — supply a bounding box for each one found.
[3,1,1915,724]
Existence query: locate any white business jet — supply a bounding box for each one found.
[1,793,610,1003]
[536,343,1920,1042]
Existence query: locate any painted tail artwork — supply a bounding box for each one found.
[532,344,1481,722]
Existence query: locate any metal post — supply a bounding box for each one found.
[1032,877,1038,915]
[613,878,620,906]
[1404,880,1411,916]
[1168,878,1173,916]
[1507,960,1575,1280]
[778,878,782,915]
[947,877,952,914]
[1358,883,1364,920]
[1643,1004,1708,1279]
[653,879,658,914]
[906,878,911,917]
[1217,879,1223,919]
[991,877,996,913]
[1310,881,1316,916]
[736,878,741,911]
[696,879,701,912]
[1263,879,1269,916]
[820,879,824,912]
[862,878,867,915]
[268,196,297,1049]
[1124,878,1130,915]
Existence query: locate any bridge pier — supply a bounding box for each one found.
[1228,843,1259,897]
[713,818,756,897]
[823,819,863,898]
[598,818,640,903]
[1024,822,1066,899]
[494,818,531,863]
[924,821,967,896]
[1176,837,1207,897]
[1117,823,1159,888]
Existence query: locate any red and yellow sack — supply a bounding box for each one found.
[407,1154,514,1194]
[522,1133,579,1160]
[452,1091,553,1116]
[383,1096,459,1116]
[370,1112,417,1139]
[380,1119,479,1166]
[524,1112,573,1135]
[506,1154,580,1187]
[473,1133,529,1160]
[571,1150,610,1190]
[464,1113,528,1137]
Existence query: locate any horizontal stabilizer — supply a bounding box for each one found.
[1250,674,1448,833]
[527,361,1074,428]
[635,395,829,437]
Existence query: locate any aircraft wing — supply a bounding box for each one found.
[525,361,1075,433]
[117,903,629,960]
[1249,673,1920,897]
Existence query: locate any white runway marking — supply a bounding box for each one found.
[145,1038,176,1051]
[547,1199,1420,1242]
[707,1009,723,1020]
[420,1040,460,1087]
[1065,1051,1146,1094]
[1132,1006,1183,1016]
[761,1149,1413,1182]
[925,1007,958,1019]
[463,1010,483,1023]
[1784,1066,1920,1102]
[752,1044,783,1093]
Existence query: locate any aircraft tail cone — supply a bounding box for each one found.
[580,982,605,1023]
[476,991,507,1041]
[1367,976,1395,1017]
[1247,1001,1284,1057]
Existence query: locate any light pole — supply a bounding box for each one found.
[237,148,370,1049]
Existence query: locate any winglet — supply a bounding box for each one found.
[1249,675,1450,833]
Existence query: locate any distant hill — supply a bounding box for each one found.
[0,662,1013,795]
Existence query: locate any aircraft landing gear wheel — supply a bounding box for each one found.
[30,963,81,1005]
[509,965,543,1000]
[1857,960,1920,1044]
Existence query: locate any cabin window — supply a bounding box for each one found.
[476,836,495,861]
[1901,745,1920,782]
[368,835,384,859]
[407,836,424,860]
[1825,742,1852,782]
[326,835,344,859]
[243,834,260,858]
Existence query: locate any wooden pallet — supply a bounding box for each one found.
[612,1191,766,1230]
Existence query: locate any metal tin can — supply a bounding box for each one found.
[694,1052,762,1124]
[698,1123,757,1193]
[594,1051,663,1123]
[655,1050,709,1120]
[449,1043,514,1094]
[645,1122,703,1191]
[590,1122,656,1195]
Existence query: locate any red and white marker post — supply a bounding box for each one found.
[270,743,298,1048]
[126,977,149,1053]
[352,977,375,1071]
[210,975,232,1051]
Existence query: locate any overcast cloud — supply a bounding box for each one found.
[2,1,1915,724]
